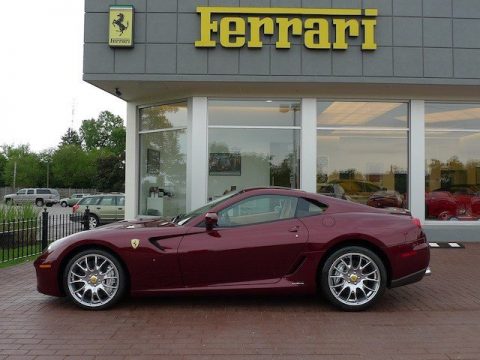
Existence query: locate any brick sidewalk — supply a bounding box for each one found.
[1,245,480,360]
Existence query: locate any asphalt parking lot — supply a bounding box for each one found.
[1,245,480,360]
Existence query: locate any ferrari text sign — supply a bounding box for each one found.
[195,6,378,51]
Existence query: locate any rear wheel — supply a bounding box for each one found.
[89,214,99,229]
[5,198,12,205]
[35,199,44,207]
[320,246,386,311]
[63,249,126,310]
[61,201,68,207]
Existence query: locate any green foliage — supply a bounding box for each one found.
[50,145,96,188]
[95,152,125,192]
[0,151,6,187]
[0,204,40,223]
[2,145,43,187]
[60,128,82,147]
[80,111,125,155]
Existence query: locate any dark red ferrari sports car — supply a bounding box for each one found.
[35,187,430,311]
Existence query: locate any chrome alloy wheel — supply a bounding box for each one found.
[67,254,119,308]
[328,252,381,307]
[89,216,98,229]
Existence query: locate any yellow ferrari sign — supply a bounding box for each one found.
[109,5,134,48]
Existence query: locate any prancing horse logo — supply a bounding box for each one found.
[112,13,129,35]
[131,239,140,249]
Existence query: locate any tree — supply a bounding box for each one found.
[95,152,125,192]
[50,145,96,188]
[2,145,43,188]
[0,151,6,187]
[80,111,125,155]
[60,128,82,147]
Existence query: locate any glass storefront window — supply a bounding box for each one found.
[140,103,188,131]
[209,100,301,127]
[139,103,187,218]
[208,100,301,201]
[317,102,409,209]
[426,103,480,221]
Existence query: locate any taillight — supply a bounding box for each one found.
[412,217,422,228]
[73,205,79,213]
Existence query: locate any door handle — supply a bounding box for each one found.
[96,207,101,210]
[288,226,299,233]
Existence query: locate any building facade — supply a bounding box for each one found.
[84,0,480,241]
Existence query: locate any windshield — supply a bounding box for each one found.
[173,191,240,225]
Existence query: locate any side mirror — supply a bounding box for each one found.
[205,212,218,231]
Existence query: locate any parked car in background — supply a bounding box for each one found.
[367,190,405,209]
[425,185,480,220]
[36,187,430,311]
[4,188,60,207]
[72,193,125,228]
[60,194,90,207]
[317,183,350,200]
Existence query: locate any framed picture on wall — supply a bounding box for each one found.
[147,149,161,175]
[209,153,241,176]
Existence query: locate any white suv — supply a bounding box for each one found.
[4,188,60,207]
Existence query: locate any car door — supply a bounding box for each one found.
[116,196,125,220]
[14,189,27,204]
[178,194,308,287]
[26,189,35,204]
[95,196,117,222]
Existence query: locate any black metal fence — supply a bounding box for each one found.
[0,209,91,264]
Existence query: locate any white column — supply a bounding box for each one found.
[125,102,139,220]
[187,97,209,211]
[409,100,426,223]
[300,98,317,193]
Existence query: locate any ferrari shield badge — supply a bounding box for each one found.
[131,239,140,249]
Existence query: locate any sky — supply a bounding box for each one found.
[0,1,126,152]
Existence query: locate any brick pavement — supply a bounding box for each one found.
[1,245,480,360]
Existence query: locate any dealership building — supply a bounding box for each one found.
[84,0,480,241]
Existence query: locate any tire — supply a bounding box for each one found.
[320,246,387,311]
[89,215,100,229]
[46,203,53,208]
[35,199,44,207]
[63,249,126,310]
[61,201,68,207]
[5,198,12,205]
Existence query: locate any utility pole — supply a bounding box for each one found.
[46,162,50,188]
[13,161,17,191]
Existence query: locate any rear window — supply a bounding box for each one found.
[79,197,101,206]
[99,196,116,206]
[296,198,327,218]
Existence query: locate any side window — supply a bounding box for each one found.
[17,189,27,195]
[27,189,35,195]
[117,197,125,206]
[217,195,298,227]
[79,197,101,206]
[99,196,115,206]
[37,189,51,195]
[295,198,328,218]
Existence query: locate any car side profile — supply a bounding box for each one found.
[72,194,125,228]
[60,194,90,207]
[35,188,430,311]
[4,188,60,207]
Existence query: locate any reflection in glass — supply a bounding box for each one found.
[209,100,301,127]
[317,130,408,208]
[139,104,187,218]
[317,102,408,128]
[426,127,480,221]
[426,103,480,130]
[140,102,188,131]
[208,128,300,201]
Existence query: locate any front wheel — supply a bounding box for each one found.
[63,249,126,310]
[61,201,67,207]
[320,246,387,311]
